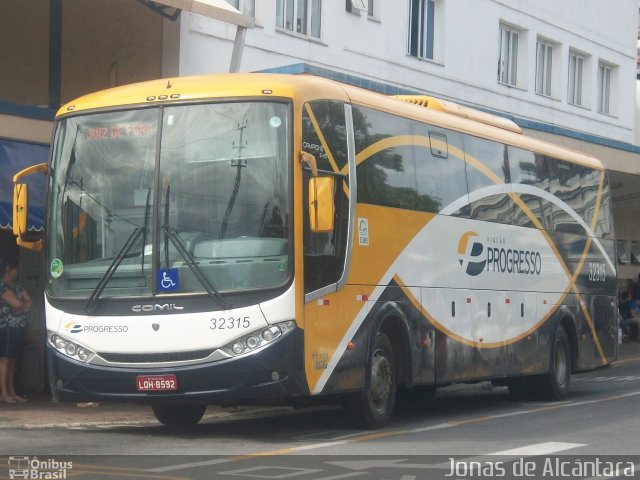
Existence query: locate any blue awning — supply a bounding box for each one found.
[0,138,48,231]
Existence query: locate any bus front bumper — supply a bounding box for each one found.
[47,328,307,404]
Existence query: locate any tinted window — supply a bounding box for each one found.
[548,159,583,234]
[465,136,511,185]
[353,106,468,214]
[594,173,613,239]
[302,101,350,294]
[464,135,515,224]
[302,100,348,173]
[353,107,420,210]
[580,167,600,234]
[579,167,612,239]
[508,147,552,230]
[415,125,468,214]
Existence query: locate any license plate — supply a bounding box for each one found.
[136,374,178,392]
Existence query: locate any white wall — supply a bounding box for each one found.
[177,0,638,145]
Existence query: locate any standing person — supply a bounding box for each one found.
[0,257,32,403]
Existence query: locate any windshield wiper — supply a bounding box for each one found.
[162,225,229,310]
[162,184,228,309]
[84,227,142,314]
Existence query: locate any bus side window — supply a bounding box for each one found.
[463,135,516,225]
[508,146,552,230]
[302,100,350,295]
[353,106,419,211]
[582,168,612,239]
[415,125,467,215]
[548,159,583,235]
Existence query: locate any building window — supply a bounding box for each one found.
[225,0,255,16]
[276,0,322,38]
[498,24,519,86]
[408,0,436,60]
[535,39,553,96]
[346,0,374,15]
[568,51,584,106]
[598,62,612,114]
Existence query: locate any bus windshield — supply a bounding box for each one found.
[46,102,291,299]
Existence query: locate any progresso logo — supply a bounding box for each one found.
[457,231,542,277]
[457,231,486,276]
[64,322,129,334]
[64,323,83,334]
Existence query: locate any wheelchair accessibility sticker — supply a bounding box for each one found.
[158,268,179,292]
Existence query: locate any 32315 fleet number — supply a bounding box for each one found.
[210,316,250,330]
[588,262,607,282]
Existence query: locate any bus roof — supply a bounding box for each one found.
[58,72,603,171]
[343,84,604,171]
[56,73,349,117]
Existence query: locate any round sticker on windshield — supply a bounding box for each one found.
[269,116,282,128]
[50,259,64,279]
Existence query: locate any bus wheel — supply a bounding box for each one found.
[152,404,207,426]
[346,332,396,429]
[538,325,571,400]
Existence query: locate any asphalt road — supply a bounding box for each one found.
[2,348,640,479]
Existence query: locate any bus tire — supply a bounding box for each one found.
[346,332,396,429]
[537,325,571,400]
[152,404,207,426]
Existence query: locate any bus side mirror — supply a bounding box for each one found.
[13,163,48,251]
[308,176,335,233]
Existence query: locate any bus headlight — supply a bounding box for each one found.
[221,321,296,357]
[65,343,77,356]
[48,332,95,363]
[77,347,92,361]
[262,328,277,342]
[53,336,66,350]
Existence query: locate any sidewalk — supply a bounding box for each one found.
[0,397,292,429]
[2,341,640,429]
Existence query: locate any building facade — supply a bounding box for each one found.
[185,1,637,145]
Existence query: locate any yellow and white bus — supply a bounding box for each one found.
[14,73,617,428]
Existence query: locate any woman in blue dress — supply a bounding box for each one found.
[0,257,32,403]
